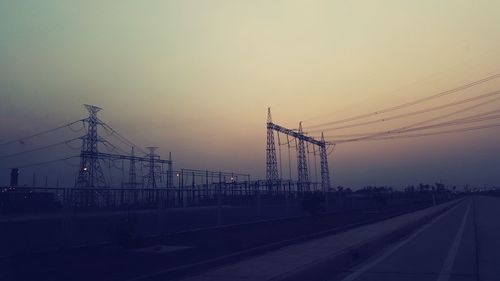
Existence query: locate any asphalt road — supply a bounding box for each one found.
[332,196,499,281]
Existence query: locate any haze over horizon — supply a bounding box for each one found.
[1,0,500,188]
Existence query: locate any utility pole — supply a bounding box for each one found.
[266,108,279,186]
[167,152,173,188]
[144,147,161,188]
[128,147,137,188]
[297,122,309,191]
[319,132,331,192]
[76,104,106,188]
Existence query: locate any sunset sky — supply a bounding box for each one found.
[1,0,500,188]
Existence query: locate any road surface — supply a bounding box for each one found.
[332,196,499,281]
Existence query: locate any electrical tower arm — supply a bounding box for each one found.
[267,122,331,146]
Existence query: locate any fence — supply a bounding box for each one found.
[0,183,457,257]
[0,182,452,215]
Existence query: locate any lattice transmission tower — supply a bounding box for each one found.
[76,104,106,188]
[266,108,279,183]
[267,112,331,192]
[319,133,331,191]
[144,147,162,188]
[296,122,309,190]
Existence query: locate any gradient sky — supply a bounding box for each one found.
[1,0,500,188]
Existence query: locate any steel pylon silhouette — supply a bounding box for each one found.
[266,108,279,184]
[319,133,331,191]
[296,122,309,190]
[144,147,162,188]
[76,104,106,188]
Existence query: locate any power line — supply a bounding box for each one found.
[388,96,500,133]
[323,95,500,143]
[394,112,500,133]
[320,107,500,139]
[307,90,500,133]
[0,119,85,146]
[330,122,500,142]
[327,112,500,143]
[12,156,80,169]
[305,73,500,129]
[98,118,147,155]
[327,144,336,156]
[101,138,131,155]
[0,137,82,158]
